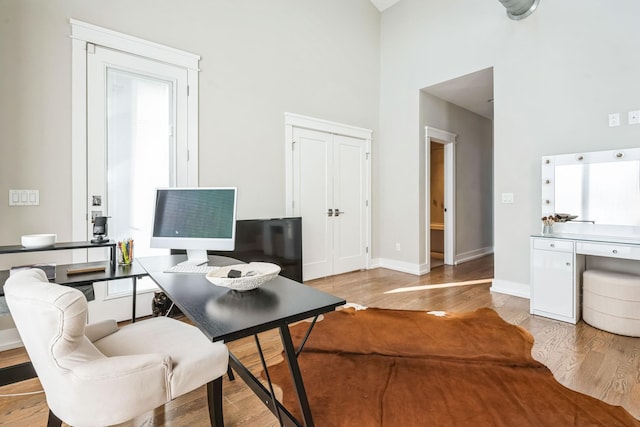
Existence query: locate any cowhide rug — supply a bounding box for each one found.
[267,306,639,426]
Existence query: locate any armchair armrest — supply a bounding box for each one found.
[52,353,174,425]
[85,319,119,342]
[72,353,172,381]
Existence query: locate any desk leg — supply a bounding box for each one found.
[131,276,137,323]
[227,353,300,427]
[279,324,314,427]
[110,245,116,271]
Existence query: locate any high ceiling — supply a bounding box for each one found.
[370,1,494,120]
[369,0,401,12]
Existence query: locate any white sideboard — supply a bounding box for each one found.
[530,234,640,324]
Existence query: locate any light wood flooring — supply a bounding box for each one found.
[2,255,640,425]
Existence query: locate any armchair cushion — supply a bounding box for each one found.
[93,316,228,398]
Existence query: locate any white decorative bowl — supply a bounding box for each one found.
[21,234,57,248]
[206,262,281,291]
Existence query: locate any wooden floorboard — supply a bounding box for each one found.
[1,254,639,425]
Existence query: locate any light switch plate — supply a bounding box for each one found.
[609,113,621,127]
[9,189,39,206]
[501,192,514,204]
[629,110,640,125]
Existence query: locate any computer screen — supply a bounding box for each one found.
[150,187,237,265]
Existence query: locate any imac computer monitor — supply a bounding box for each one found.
[150,187,237,265]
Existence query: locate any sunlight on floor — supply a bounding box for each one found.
[384,278,494,294]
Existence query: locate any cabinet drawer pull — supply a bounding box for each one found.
[550,243,555,248]
[566,262,571,266]
[613,249,618,254]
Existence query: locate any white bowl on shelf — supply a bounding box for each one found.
[21,234,57,249]
[206,262,281,291]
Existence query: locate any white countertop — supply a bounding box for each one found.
[531,233,640,246]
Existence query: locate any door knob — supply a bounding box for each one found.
[327,208,334,217]
[335,209,344,217]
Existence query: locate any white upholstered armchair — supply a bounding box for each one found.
[4,268,229,427]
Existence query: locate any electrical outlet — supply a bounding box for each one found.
[628,110,640,125]
[609,113,620,127]
[501,192,514,204]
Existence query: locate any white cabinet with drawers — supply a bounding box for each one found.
[530,238,582,323]
[530,234,640,324]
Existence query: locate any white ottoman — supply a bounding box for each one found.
[583,269,640,337]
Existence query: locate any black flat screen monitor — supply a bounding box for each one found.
[224,217,302,283]
[174,217,303,282]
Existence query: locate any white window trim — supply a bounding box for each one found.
[70,19,200,253]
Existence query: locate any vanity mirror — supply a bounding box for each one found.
[541,147,640,228]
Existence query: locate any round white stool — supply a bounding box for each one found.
[583,269,640,337]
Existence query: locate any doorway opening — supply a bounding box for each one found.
[421,67,494,271]
[425,127,456,268]
[71,20,199,321]
[430,141,445,267]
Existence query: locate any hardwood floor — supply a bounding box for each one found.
[2,254,639,425]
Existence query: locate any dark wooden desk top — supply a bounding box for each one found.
[137,255,346,343]
[0,240,115,254]
[0,261,148,296]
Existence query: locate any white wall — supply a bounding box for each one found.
[0,0,380,256]
[379,0,640,295]
[0,0,380,331]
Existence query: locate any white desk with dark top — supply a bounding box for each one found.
[0,240,148,320]
[137,254,346,427]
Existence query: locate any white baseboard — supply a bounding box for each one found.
[374,249,493,276]
[0,327,23,351]
[377,258,422,275]
[418,262,430,275]
[455,246,493,265]
[490,278,530,299]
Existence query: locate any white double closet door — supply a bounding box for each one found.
[291,127,368,281]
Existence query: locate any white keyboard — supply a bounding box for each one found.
[164,264,219,274]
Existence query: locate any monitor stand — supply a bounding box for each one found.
[177,249,209,266]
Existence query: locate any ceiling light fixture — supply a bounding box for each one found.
[498,0,540,20]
